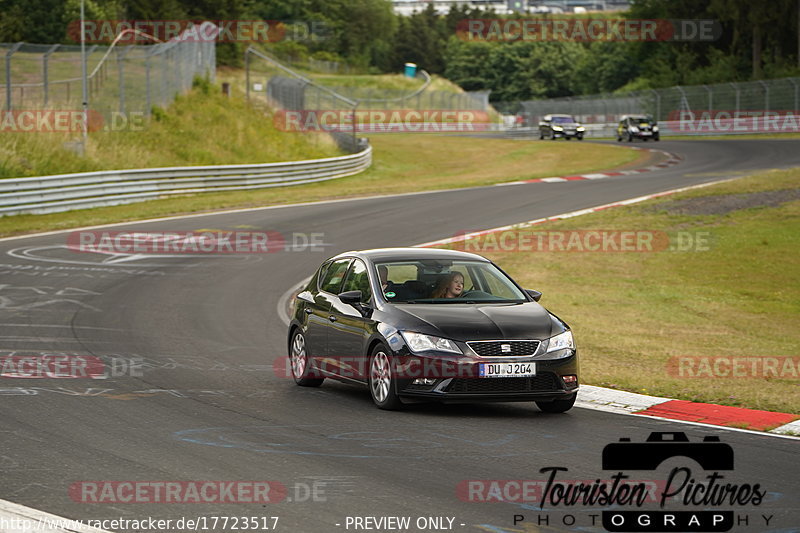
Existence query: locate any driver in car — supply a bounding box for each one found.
[432,272,465,298]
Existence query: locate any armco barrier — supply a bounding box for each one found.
[0,144,371,216]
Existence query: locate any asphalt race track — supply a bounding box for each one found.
[1,139,799,533]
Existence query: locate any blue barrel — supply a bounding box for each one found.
[404,63,417,78]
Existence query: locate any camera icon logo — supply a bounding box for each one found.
[602,431,734,471]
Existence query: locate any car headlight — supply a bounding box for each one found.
[652,125,659,132]
[552,126,563,131]
[576,126,585,131]
[630,126,639,132]
[400,331,462,354]
[546,330,574,353]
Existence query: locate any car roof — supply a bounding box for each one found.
[329,247,491,263]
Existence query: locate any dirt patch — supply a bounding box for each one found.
[651,188,800,215]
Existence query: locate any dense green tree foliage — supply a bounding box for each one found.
[2,0,798,99]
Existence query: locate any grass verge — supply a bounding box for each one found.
[441,168,800,416]
[0,81,339,179]
[0,134,642,237]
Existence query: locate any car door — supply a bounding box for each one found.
[306,258,352,366]
[327,259,375,382]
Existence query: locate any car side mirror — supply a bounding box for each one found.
[525,289,542,302]
[339,290,362,305]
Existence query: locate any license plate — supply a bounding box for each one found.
[479,362,536,378]
[641,131,652,135]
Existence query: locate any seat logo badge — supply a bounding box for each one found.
[501,344,511,353]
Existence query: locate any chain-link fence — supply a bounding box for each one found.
[514,77,800,137]
[246,47,495,147]
[1,23,216,132]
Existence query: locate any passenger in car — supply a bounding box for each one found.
[431,272,465,298]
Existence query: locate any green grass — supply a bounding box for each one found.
[441,168,800,416]
[0,132,642,236]
[0,81,339,179]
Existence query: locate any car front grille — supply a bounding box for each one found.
[446,373,560,394]
[467,340,540,357]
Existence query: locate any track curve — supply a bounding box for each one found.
[1,139,799,533]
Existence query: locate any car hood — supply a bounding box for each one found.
[394,302,556,341]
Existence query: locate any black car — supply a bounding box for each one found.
[539,114,585,140]
[617,115,660,142]
[287,248,579,411]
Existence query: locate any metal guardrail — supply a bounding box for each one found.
[0,144,372,216]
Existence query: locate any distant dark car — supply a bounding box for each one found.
[539,114,584,140]
[287,248,578,411]
[617,115,659,142]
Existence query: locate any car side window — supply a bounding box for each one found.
[341,259,372,302]
[319,258,352,294]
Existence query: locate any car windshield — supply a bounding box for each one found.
[631,116,653,123]
[375,259,527,303]
[552,116,575,124]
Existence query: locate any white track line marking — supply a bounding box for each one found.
[0,498,111,533]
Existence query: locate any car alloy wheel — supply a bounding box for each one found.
[368,345,403,410]
[290,331,324,387]
[536,393,576,413]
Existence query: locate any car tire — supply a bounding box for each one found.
[627,133,633,142]
[539,131,544,140]
[617,135,622,142]
[550,131,556,140]
[536,393,576,413]
[654,135,660,141]
[565,136,571,141]
[290,330,324,387]
[368,344,403,410]
[577,135,583,141]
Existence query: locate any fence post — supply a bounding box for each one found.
[651,89,661,121]
[42,44,60,106]
[116,46,132,114]
[788,78,798,113]
[759,80,769,111]
[730,82,740,113]
[145,47,155,117]
[245,47,251,101]
[4,42,23,111]
[704,84,712,112]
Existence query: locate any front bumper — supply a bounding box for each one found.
[393,350,579,403]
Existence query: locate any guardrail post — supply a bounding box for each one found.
[5,42,23,111]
